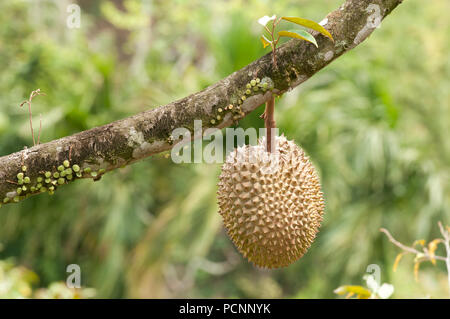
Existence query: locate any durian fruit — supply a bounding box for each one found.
[217,135,324,268]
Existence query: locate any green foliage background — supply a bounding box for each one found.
[0,0,449,298]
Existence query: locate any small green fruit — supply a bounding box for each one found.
[22,166,27,172]
[58,178,65,185]
[53,172,60,178]
[63,160,70,167]
[17,172,24,180]
[24,177,30,184]
[72,165,80,172]
[45,172,52,178]
[58,165,65,172]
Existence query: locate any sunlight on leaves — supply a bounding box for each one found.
[334,285,371,299]
[414,261,422,282]
[393,252,405,272]
[278,30,318,47]
[428,239,442,266]
[282,16,334,41]
[413,239,425,247]
[260,35,272,49]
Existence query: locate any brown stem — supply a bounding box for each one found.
[264,95,276,153]
[269,18,282,69]
[37,113,42,145]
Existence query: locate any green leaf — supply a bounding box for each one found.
[282,16,334,41]
[260,35,272,49]
[278,30,318,47]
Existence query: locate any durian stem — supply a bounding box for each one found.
[264,95,276,153]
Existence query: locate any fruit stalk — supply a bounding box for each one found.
[264,96,276,153]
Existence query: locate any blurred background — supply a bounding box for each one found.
[0,0,449,298]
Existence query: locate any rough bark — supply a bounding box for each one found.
[0,0,404,206]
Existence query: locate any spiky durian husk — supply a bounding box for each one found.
[217,135,324,268]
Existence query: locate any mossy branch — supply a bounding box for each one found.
[0,0,405,206]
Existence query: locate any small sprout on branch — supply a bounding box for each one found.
[19,89,46,146]
[258,15,333,68]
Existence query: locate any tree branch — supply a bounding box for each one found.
[0,0,405,205]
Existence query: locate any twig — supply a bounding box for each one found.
[19,89,45,146]
[438,222,450,293]
[380,228,446,261]
[266,17,282,68]
[381,223,450,295]
[37,114,42,145]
